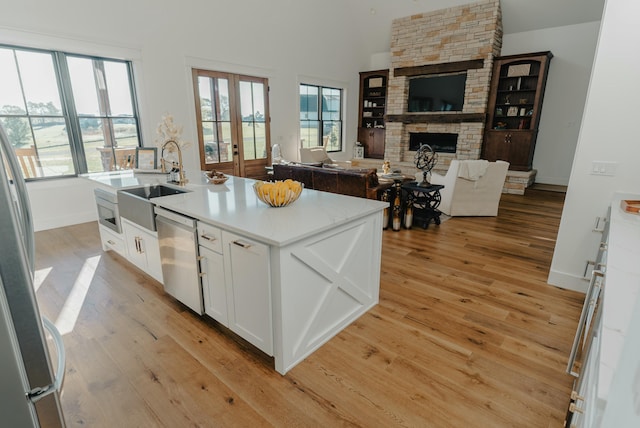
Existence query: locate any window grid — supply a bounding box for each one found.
[0,45,141,179]
[299,83,343,152]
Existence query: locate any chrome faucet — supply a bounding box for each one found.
[160,139,188,185]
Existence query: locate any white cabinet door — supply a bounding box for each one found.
[222,231,272,355]
[122,219,146,269]
[199,245,228,325]
[121,218,163,283]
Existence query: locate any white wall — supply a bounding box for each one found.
[549,0,640,291]
[502,22,600,186]
[0,0,369,230]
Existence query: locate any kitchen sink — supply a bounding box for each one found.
[117,184,190,231]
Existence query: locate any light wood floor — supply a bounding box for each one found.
[35,188,583,427]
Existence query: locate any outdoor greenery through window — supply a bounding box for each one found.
[299,84,342,152]
[0,45,141,179]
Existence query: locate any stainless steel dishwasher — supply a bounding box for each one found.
[154,206,203,314]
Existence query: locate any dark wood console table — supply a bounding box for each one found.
[401,182,444,229]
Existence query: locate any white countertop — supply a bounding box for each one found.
[83,171,387,247]
[80,170,172,189]
[599,192,640,398]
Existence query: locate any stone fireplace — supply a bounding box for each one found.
[384,0,502,172]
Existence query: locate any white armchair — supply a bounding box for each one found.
[428,159,509,216]
[300,146,333,164]
[299,146,352,168]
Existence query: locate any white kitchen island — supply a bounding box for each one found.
[85,172,387,374]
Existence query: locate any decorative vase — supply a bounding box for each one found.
[404,204,413,229]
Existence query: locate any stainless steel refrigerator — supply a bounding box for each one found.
[0,124,66,427]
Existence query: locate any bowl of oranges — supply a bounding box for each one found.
[253,179,303,207]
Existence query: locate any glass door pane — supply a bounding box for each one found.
[239,80,266,161]
[198,76,233,166]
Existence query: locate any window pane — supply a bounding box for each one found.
[324,121,342,152]
[113,117,139,147]
[82,118,139,173]
[243,123,256,160]
[322,87,341,121]
[15,50,63,116]
[239,80,266,161]
[202,122,218,163]
[0,48,27,113]
[218,79,230,121]
[67,56,100,116]
[219,122,232,162]
[252,82,265,121]
[80,118,106,172]
[198,77,213,120]
[300,84,318,120]
[300,121,319,148]
[104,61,133,116]
[0,117,34,146]
[32,117,74,177]
[254,125,266,158]
[239,81,253,120]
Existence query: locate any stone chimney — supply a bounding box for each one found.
[385,0,502,169]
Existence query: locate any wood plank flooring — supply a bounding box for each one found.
[34,188,583,427]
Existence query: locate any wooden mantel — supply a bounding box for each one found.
[393,58,485,77]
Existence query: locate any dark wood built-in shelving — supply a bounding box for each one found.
[482,51,553,171]
[358,70,389,159]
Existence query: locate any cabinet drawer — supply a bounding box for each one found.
[99,224,125,255]
[197,222,223,253]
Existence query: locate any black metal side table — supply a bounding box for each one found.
[401,182,444,229]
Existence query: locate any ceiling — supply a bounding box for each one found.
[499,0,605,34]
[344,0,606,53]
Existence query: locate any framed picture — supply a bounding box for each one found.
[136,147,157,170]
[507,64,531,77]
[519,107,527,116]
[506,106,518,117]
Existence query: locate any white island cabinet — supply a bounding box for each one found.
[121,217,163,284]
[84,172,387,374]
[155,176,387,374]
[198,222,227,324]
[222,230,272,355]
[198,222,272,355]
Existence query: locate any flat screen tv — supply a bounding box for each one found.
[407,73,467,112]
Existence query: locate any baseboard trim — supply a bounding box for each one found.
[34,212,96,232]
[547,270,588,293]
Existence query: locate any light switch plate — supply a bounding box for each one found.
[591,161,618,176]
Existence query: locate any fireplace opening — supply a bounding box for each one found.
[409,132,458,153]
